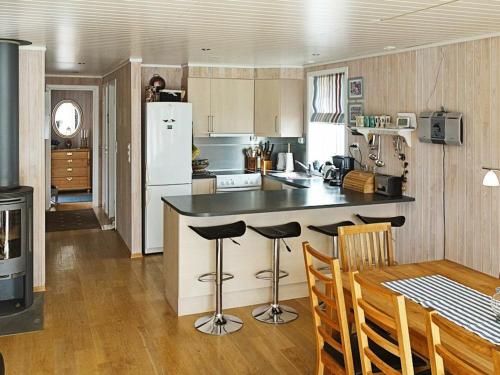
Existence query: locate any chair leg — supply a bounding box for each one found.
[252,239,298,324]
[195,239,243,335]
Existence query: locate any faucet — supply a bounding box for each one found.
[295,160,312,177]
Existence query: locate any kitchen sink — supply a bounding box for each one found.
[269,172,322,180]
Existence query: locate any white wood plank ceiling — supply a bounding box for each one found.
[1,0,500,74]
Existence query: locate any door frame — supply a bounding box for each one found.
[45,84,100,207]
[103,79,117,223]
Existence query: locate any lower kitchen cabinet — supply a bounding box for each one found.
[192,178,216,195]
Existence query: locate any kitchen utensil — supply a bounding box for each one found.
[375,135,385,167]
[192,158,209,171]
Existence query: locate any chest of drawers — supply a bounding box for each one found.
[51,149,91,191]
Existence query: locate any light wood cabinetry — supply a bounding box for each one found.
[192,178,216,195]
[210,79,254,134]
[51,148,91,191]
[188,78,211,136]
[188,77,254,136]
[255,79,304,137]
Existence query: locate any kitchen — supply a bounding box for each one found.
[1,1,500,374]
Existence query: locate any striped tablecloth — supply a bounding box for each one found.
[383,274,500,345]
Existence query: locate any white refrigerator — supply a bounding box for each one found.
[144,102,192,254]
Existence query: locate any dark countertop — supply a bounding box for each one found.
[192,172,216,179]
[163,174,415,217]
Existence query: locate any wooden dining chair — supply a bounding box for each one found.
[425,310,500,375]
[338,223,395,272]
[349,271,428,375]
[303,241,355,375]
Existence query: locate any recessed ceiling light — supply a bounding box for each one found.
[384,45,397,51]
[201,48,211,52]
[312,53,320,56]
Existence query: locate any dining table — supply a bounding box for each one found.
[340,259,500,374]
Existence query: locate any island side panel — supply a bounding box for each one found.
[167,203,397,316]
[164,204,180,314]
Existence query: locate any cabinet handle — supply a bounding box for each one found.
[67,159,73,163]
[67,168,73,172]
[66,152,73,156]
[274,115,278,133]
[211,116,215,132]
[208,115,211,132]
[66,177,73,181]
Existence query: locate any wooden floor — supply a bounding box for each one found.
[0,228,315,374]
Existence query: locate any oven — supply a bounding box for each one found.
[215,172,262,194]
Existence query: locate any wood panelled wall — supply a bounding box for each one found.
[103,62,142,255]
[19,48,46,288]
[306,36,500,277]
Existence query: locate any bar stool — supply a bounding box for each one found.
[248,221,301,324]
[189,220,246,336]
[307,220,355,261]
[356,214,406,228]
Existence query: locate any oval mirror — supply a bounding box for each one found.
[52,100,83,138]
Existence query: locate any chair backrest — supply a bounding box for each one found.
[349,271,415,375]
[302,242,354,375]
[338,223,395,271]
[425,310,500,375]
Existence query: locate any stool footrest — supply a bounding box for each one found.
[255,269,289,280]
[198,272,234,283]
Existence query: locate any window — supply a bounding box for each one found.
[306,67,347,165]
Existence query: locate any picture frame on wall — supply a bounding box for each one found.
[348,77,364,100]
[348,102,364,125]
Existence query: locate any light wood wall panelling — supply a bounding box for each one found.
[254,67,304,80]
[46,76,102,86]
[306,36,500,277]
[130,61,142,255]
[19,48,46,288]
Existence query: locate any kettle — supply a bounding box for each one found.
[320,161,335,181]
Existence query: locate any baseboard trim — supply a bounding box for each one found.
[130,252,143,259]
[34,285,46,292]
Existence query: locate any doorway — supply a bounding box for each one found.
[45,84,102,231]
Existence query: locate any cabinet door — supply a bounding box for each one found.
[255,80,280,137]
[211,79,254,134]
[192,179,215,195]
[188,78,211,136]
[280,79,304,137]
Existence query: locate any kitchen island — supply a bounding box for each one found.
[162,176,414,316]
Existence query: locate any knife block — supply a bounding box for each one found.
[246,157,257,172]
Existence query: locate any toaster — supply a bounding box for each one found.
[374,174,403,197]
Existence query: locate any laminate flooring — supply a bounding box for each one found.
[0,228,315,374]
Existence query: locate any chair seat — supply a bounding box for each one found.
[189,220,246,240]
[248,222,301,239]
[324,331,428,375]
[356,214,406,228]
[308,221,355,237]
[0,352,4,375]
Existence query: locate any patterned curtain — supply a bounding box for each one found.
[310,72,345,124]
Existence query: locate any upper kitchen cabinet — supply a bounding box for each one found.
[210,79,254,134]
[255,79,304,137]
[188,77,212,136]
[188,77,254,136]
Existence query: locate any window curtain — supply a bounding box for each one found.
[310,72,345,124]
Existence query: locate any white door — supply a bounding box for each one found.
[145,103,192,186]
[145,184,192,254]
[104,80,117,221]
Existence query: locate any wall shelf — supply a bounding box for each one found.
[349,127,416,147]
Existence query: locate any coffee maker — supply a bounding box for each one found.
[330,156,355,186]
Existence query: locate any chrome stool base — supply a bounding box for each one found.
[195,313,243,336]
[252,304,298,324]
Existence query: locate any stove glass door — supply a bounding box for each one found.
[0,209,22,260]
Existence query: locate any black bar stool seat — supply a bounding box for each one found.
[189,220,246,240]
[356,214,405,228]
[248,221,301,324]
[189,220,246,336]
[247,221,301,239]
[307,220,355,237]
